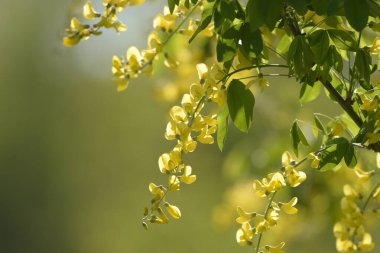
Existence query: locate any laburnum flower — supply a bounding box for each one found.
[267,172,286,191]
[336,238,357,253]
[330,120,347,137]
[158,149,182,173]
[168,175,180,191]
[149,182,165,202]
[236,206,256,224]
[354,167,374,182]
[164,203,181,219]
[360,95,379,111]
[358,233,374,251]
[181,165,196,184]
[153,15,176,32]
[343,184,358,200]
[253,178,270,197]
[63,18,91,46]
[255,216,270,233]
[236,222,254,246]
[374,186,380,201]
[307,152,320,169]
[281,151,294,170]
[83,2,101,20]
[280,197,298,215]
[286,168,306,187]
[190,83,205,100]
[267,209,280,226]
[126,47,143,75]
[156,207,169,224]
[370,37,380,54]
[196,63,209,82]
[164,53,179,69]
[265,242,286,253]
[333,222,350,240]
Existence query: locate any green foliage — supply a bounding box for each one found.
[227,79,255,133]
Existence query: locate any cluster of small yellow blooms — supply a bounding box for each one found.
[111,1,214,92]
[333,165,380,253]
[235,151,307,252]
[142,62,226,228]
[63,0,144,47]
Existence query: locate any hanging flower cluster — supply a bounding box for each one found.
[334,166,380,253]
[63,0,144,46]
[142,62,226,228]
[235,151,307,252]
[111,1,213,92]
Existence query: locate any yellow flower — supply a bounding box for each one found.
[190,83,205,100]
[164,53,179,69]
[153,15,175,32]
[196,63,209,81]
[129,0,145,5]
[354,167,374,182]
[255,217,270,233]
[148,31,163,52]
[281,151,294,167]
[343,184,358,200]
[280,197,298,215]
[236,222,254,246]
[158,151,181,173]
[373,186,380,201]
[267,209,280,226]
[307,152,320,169]
[157,207,169,224]
[253,178,269,197]
[267,173,286,191]
[83,2,100,20]
[370,38,380,54]
[181,165,196,184]
[170,106,188,122]
[165,203,181,219]
[336,238,357,252]
[265,242,286,253]
[258,77,269,92]
[126,47,143,74]
[148,182,165,201]
[168,175,180,191]
[360,96,378,111]
[286,169,306,187]
[113,21,127,32]
[63,36,81,47]
[333,222,349,240]
[358,233,374,251]
[236,206,255,224]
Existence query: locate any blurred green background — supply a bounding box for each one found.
[1,1,378,253]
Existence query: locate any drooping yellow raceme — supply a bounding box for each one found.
[333,168,377,253]
[63,0,142,47]
[236,151,305,251]
[142,62,227,228]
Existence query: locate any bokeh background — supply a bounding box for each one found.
[1,1,379,253]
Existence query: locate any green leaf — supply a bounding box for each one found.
[355,49,372,87]
[216,37,236,63]
[344,0,369,31]
[327,29,358,51]
[240,23,263,55]
[227,80,255,132]
[189,1,215,43]
[319,137,349,171]
[217,105,229,151]
[308,30,330,64]
[368,0,380,17]
[344,143,357,168]
[314,113,327,137]
[311,0,331,15]
[288,0,308,14]
[246,0,283,31]
[290,121,309,157]
[299,82,321,104]
[168,0,180,14]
